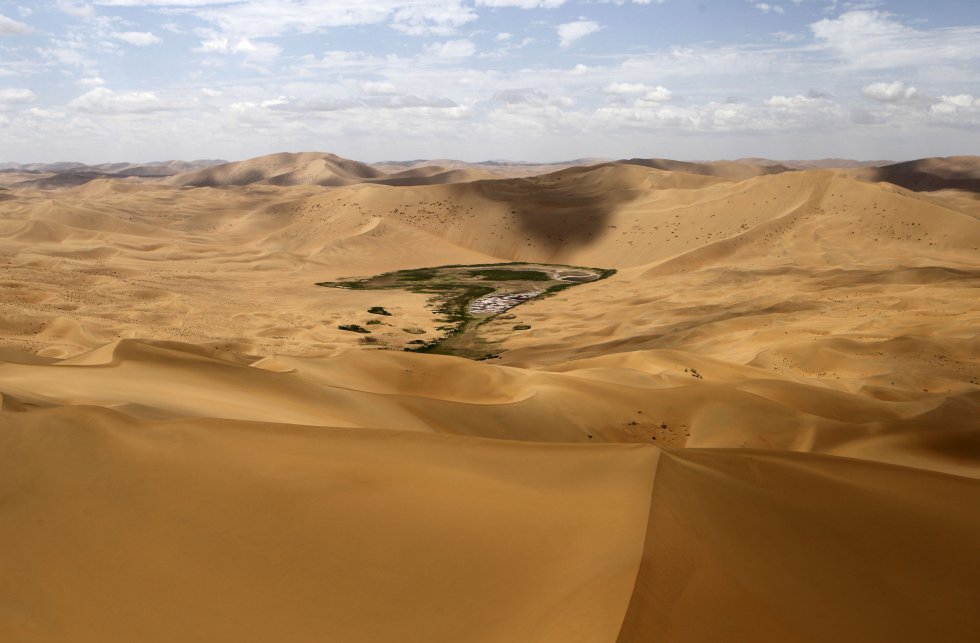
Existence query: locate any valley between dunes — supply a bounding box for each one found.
[2,153,979,642]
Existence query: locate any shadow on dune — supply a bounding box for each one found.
[868,157,980,194]
[470,164,645,249]
[618,157,792,180]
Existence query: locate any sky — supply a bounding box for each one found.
[0,0,978,163]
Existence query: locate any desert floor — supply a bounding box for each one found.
[2,154,979,642]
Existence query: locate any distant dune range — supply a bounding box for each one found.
[1,152,979,642]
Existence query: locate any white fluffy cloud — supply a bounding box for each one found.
[604,83,673,104]
[476,0,567,7]
[930,94,978,115]
[68,87,173,114]
[195,35,282,62]
[0,88,36,105]
[557,20,600,48]
[425,39,476,58]
[0,13,31,34]
[113,31,162,46]
[753,3,785,14]
[862,81,921,103]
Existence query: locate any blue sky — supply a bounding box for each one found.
[0,0,978,163]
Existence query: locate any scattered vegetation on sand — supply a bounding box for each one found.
[317,262,615,359]
[338,324,371,334]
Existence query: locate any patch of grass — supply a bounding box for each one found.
[402,327,427,334]
[396,268,438,281]
[338,324,370,334]
[365,319,383,325]
[368,306,392,316]
[513,324,531,330]
[468,269,550,281]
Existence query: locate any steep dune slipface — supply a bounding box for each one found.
[0,408,659,643]
[617,449,980,643]
[1,156,979,641]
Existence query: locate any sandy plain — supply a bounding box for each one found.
[1,152,979,642]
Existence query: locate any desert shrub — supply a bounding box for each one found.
[338,324,370,334]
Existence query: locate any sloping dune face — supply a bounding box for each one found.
[1,154,979,642]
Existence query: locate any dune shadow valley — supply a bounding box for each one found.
[2,151,980,643]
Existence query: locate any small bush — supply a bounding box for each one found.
[513,324,531,331]
[368,306,392,316]
[338,324,370,334]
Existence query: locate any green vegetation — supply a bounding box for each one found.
[365,319,383,325]
[467,269,550,281]
[338,324,370,334]
[318,262,615,359]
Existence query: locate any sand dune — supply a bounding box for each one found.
[164,151,500,188]
[851,156,980,193]
[1,153,978,641]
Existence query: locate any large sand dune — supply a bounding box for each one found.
[1,153,979,641]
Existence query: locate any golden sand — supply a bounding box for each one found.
[1,154,978,641]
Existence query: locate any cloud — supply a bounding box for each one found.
[930,94,978,115]
[753,3,785,14]
[0,14,31,34]
[57,1,96,18]
[476,0,567,7]
[493,88,572,107]
[811,10,980,70]
[195,35,281,62]
[766,94,820,108]
[68,87,174,114]
[557,20,600,48]
[361,81,397,95]
[604,82,647,94]
[604,82,673,104]
[113,31,162,46]
[861,81,921,103]
[38,47,92,68]
[0,88,36,107]
[425,39,476,58]
[182,1,477,39]
[78,76,107,87]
